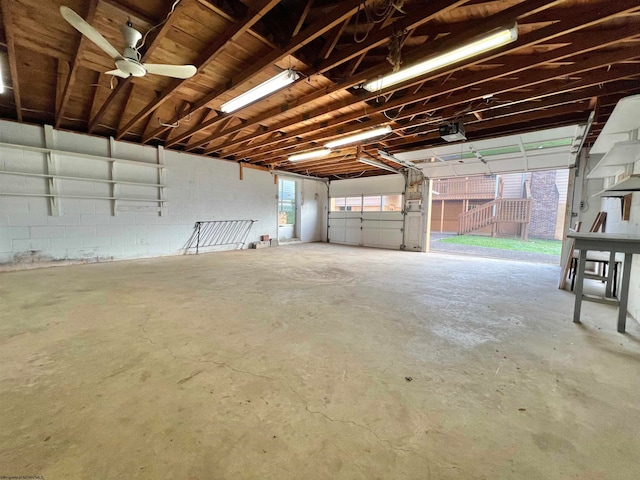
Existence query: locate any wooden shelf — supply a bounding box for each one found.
[0,137,166,216]
[1,192,167,202]
[0,142,164,168]
[587,141,640,179]
[0,169,164,187]
[593,175,640,197]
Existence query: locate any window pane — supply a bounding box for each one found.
[278,201,295,225]
[279,179,296,201]
[330,197,345,211]
[363,195,382,211]
[345,196,362,210]
[382,194,403,211]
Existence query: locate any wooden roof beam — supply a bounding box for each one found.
[169,0,476,148]
[56,0,99,129]
[394,113,591,151]
[191,0,585,153]
[88,0,190,133]
[148,0,363,145]
[385,79,640,142]
[166,105,212,145]
[116,83,140,133]
[444,80,640,127]
[317,18,349,61]
[218,20,640,158]
[101,0,157,26]
[315,0,470,74]
[290,161,374,176]
[118,0,282,140]
[242,54,640,163]
[291,0,314,38]
[401,105,592,144]
[0,0,22,121]
[196,0,276,48]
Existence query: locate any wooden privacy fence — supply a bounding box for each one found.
[458,198,533,239]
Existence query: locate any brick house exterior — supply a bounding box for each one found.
[529,170,560,239]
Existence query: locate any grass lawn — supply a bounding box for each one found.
[438,235,562,255]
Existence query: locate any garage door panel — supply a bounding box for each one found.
[329,197,404,249]
[378,229,402,247]
[344,227,362,244]
[362,228,380,246]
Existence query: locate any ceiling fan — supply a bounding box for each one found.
[60,6,197,79]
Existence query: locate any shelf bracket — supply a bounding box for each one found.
[109,137,118,216]
[157,146,166,216]
[44,125,62,216]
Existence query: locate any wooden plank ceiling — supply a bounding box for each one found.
[0,0,639,178]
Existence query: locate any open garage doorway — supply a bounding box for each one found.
[394,125,587,264]
[428,169,568,264]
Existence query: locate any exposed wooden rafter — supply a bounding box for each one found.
[1,0,640,179]
[116,0,284,140]
[143,0,364,144]
[0,0,22,121]
[89,0,191,133]
[56,0,99,128]
[205,1,634,159]
[184,0,564,152]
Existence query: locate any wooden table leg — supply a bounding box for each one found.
[573,249,587,324]
[617,253,633,333]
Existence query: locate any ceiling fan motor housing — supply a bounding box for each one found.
[115,58,146,77]
[120,23,142,48]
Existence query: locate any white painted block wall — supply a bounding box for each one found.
[299,178,328,243]
[0,121,324,269]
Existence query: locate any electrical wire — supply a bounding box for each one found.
[353,0,404,44]
[138,0,181,49]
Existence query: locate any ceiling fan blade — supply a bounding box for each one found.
[105,69,130,78]
[60,6,122,60]
[143,64,197,79]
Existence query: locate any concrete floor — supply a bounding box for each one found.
[1,244,639,479]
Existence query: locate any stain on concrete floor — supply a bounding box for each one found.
[0,243,638,479]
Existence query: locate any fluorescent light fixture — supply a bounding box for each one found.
[220,69,299,113]
[324,126,392,149]
[358,157,399,173]
[288,148,332,162]
[363,24,518,92]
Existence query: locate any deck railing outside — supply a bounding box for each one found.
[433,176,500,200]
[458,198,533,239]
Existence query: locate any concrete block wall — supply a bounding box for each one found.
[0,121,324,269]
[299,178,328,243]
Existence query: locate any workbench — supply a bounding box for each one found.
[567,232,640,333]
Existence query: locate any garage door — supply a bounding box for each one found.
[328,195,404,248]
[328,176,406,249]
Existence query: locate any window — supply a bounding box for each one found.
[363,196,382,211]
[330,197,346,212]
[330,194,403,212]
[345,196,363,211]
[278,179,296,225]
[382,194,402,211]
[330,196,363,212]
